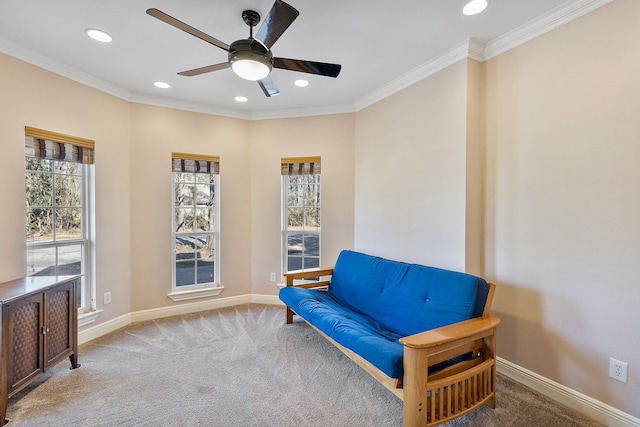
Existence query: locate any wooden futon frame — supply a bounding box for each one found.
[283,268,500,427]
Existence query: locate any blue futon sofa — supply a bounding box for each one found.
[279,250,500,427]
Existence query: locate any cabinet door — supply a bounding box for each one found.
[7,293,44,394]
[44,280,75,367]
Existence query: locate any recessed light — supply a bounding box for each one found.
[85,28,113,43]
[294,79,309,87]
[154,81,170,89]
[234,96,248,103]
[463,0,488,16]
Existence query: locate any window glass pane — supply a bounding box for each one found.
[304,184,321,207]
[175,236,196,286]
[304,257,320,270]
[26,208,53,241]
[287,233,303,256]
[175,208,195,232]
[27,246,56,276]
[25,157,52,172]
[177,172,195,183]
[196,236,215,284]
[304,234,320,256]
[287,207,303,228]
[57,244,82,275]
[55,208,82,239]
[174,183,189,207]
[196,174,213,184]
[174,182,195,206]
[54,175,82,207]
[175,261,196,286]
[175,236,195,260]
[287,256,302,272]
[304,207,320,230]
[196,208,213,232]
[55,161,81,176]
[197,259,214,284]
[195,183,213,206]
[25,171,52,207]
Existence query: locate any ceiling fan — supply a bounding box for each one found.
[146,0,342,97]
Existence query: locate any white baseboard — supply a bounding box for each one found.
[79,299,637,427]
[78,294,282,345]
[497,357,640,427]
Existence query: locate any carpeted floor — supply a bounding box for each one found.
[7,304,604,426]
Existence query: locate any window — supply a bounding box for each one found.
[24,127,94,313]
[282,157,321,273]
[170,152,221,300]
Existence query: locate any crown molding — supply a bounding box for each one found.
[0,36,131,102]
[483,0,613,60]
[129,91,252,120]
[1,0,614,120]
[248,103,356,121]
[353,38,477,112]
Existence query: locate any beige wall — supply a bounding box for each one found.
[1,0,638,418]
[0,53,133,323]
[249,115,355,294]
[354,60,469,271]
[129,104,252,311]
[484,0,640,416]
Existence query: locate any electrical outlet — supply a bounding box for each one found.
[609,358,628,383]
[103,291,112,305]
[270,272,276,282]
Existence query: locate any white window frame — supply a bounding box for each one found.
[25,159,94,314]
[281,173,321,278]
[169,170,222,302]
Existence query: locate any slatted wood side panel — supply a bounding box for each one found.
[424,359,495,426]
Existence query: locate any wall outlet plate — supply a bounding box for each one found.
[103,291,112,305]
[270,273,277,282]
[609,358,628,383]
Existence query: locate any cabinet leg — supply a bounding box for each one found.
[69,354,81,370]
[1,398,7,425]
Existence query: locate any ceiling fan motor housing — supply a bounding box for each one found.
[228,39,274,80]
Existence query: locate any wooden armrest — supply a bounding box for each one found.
[399,315,501,349]
[283,267,334,287]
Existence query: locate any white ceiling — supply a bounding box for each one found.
[0,0,609,120]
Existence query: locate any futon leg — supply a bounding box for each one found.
[286,307,294,324]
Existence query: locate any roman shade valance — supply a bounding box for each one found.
[281,156,321,176]
[172,152,220,174]
[25,126,95,164]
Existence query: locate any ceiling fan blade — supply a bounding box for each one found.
[146,8,230,52]
[255,0,299,49]
[258,76,280,97]
[273,57,341,78]
[178,63,230,77]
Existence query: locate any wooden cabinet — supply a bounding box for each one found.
[0,276,80,425]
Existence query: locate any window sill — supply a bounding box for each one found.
[78,309,103,327]
[167,286,224,302]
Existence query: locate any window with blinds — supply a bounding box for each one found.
[24,126,94,312]
[281,156,321,275]
[171,152,220,291]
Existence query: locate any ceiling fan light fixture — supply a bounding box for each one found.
[231,58,271,81]
[463,0,489,16]
[229,39,273,81]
